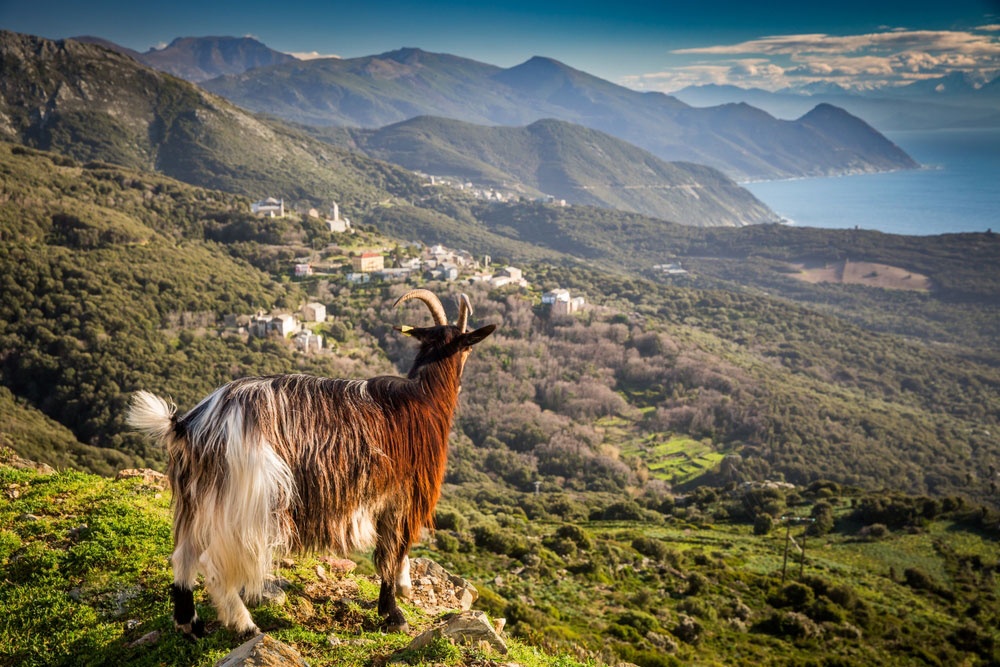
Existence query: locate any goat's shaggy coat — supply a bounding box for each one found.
[128,291,494,636]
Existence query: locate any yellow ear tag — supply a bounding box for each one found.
[399,325,414,335]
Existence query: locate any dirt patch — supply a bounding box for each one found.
[786,259,931,292]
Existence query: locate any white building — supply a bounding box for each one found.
[543,289,584,315]
[542,288,571,305]
[496,267,523,282]
[326,201,352,233]
[272,314,299,337]
[294,330,324,353]
[295,263,313,277]
[251,197,284,218]
[301,302,326,323]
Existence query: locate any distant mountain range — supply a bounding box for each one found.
[316,115,777,226]
[672,74,1000,132]
[74,34,297,82]
[191,45,917,181]
[0,30,782,231]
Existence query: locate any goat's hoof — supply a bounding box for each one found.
[382,612,409,634]
[176,617,208,641]
[235,627,263,642]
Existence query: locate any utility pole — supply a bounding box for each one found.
[799,531,807,580]
[781,519,792,585]
[779,516,816,585]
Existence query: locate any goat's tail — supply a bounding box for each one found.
[127,390,177,441]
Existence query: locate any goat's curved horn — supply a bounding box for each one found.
[457,294,472,333]
[393,289,448,326]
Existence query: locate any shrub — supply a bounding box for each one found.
[677,597,717,621]
[471,525,529,558]
[685,572,709,596]
[756,611,822,640]
[434,508,466,531]
[632,536,671,561]
[858,523,890,540]
[672,614,702,644]
[616,609,661,634]
[808,597,847,624]
[825,584,859,609]
[434,532,459,553]
[542,536,577,557]
[591,500,645,521]
[903,567,936,592]
[753,513,774,535]
[808,501,835,536]
[770,582,815,609]
[555,524,593,549]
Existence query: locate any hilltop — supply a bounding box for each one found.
[326,116,778,226]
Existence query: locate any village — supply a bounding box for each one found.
[226,198,588,353]
[412,171,569,208]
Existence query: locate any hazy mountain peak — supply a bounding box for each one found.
[132,35,297,82]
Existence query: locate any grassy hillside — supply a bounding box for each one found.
[0,462,586,667]
[2,458,996,666]
[0,143,395,469]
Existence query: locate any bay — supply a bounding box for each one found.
[743,128,1000,236]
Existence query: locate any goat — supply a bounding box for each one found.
[127,289,495,637]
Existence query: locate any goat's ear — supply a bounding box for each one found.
[394,325,415,336]
[460,324,496,348]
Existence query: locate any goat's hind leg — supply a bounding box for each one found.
[200,550,261,639]
[170,539,206,639]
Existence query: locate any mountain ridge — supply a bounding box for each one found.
[335,115,778,226]
[672,80,1000,131]
[194,42,918,180]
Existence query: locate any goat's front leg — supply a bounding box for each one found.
[374,531,410,633]
[396,554,412,600]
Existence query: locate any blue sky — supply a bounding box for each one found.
[2,0,999,90]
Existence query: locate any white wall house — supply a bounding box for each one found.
[294,330,324,353]
[251,197,284,217]
[302,302,326,323]
[543,289,584,315]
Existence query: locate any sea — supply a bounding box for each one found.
[742,128,1000,236]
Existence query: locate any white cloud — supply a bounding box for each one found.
[624,27,1000,92]
[288,51,342,61]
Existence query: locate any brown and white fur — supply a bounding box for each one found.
[128,290,494,637]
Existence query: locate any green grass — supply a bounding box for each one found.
[0,465,593,667]
[620,433,726,485]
